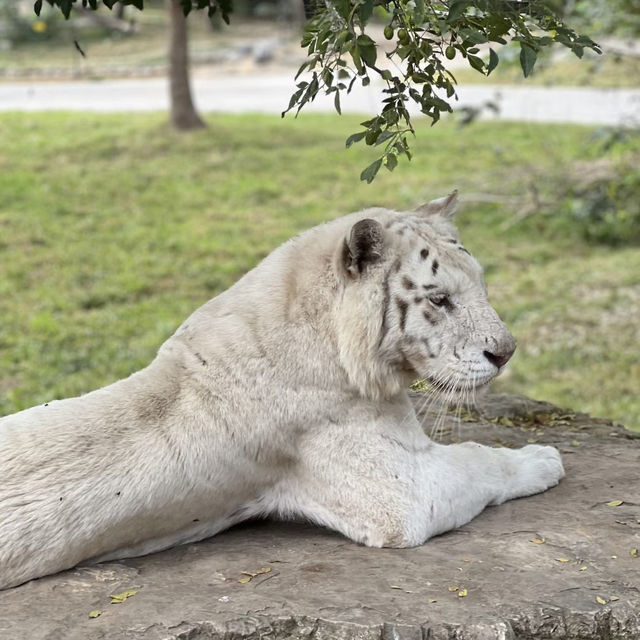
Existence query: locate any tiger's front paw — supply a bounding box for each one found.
[511,444,565,499]
[493,444,565,505]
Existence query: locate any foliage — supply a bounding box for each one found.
[564,130,640,246]
[565,0,640,38]
[1,112,639,428]
[34,0,233,23]
[283,0,600,182]
[0,0,61,43]
[36,0,600,181]
[566,169,640,246]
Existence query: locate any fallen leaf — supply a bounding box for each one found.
[390,585,403,590]
[239,567,271,583]
[88,610,102,619]
[555,558,570,563]
[579,566,588,571]
[631,549,638,558]
[530,537,546,544]
[428,598,437,604]
[610,596,620,601]
[570,440,580,446]
[611,555,618,559]
[460,558,470,562]
[448,586,459,592]
[110,589,138,604]
[596,596,607,605]
[458,588,468,597]
[606,500,623,507]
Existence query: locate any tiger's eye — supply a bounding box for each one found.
[430,294,450,308]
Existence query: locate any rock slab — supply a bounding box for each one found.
[0,394,639,640]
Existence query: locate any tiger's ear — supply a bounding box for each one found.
[341,218,384,278]
[415,190,459,219]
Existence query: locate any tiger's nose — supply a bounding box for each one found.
[483,345,515,369]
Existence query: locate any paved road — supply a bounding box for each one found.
[1,74,639,125]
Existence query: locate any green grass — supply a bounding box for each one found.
[0,112,638,430]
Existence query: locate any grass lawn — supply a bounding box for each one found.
[0,112,638,429]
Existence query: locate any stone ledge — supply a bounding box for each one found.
[1,394,638,640]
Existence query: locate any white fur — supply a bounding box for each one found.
[0,196,564,590]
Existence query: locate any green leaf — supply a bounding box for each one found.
[358,0,373,28]
[446,0,469,23]
[356,35,377,68]
[351,46,364,74]
[334,91,341,115]
[375,130,395,146]
[459,28,487,45]
[59,0,72,18]
[295,61,308,80]
[487,48,499,75]
[413,0,425,26]
[385,153,398,171]
[34,0,43,14]
[129,0,143,9]
[365,127,381,145]
[519,43,537,78]
[571,45,584,59]
[360,158,382,184]
[467,54,485,73]
[345,131,366,148]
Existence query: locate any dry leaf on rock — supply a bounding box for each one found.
[458,589,468,597]
[110,589,138,604]
[606,500,623,507]
[530,537,546,544]
[239,567,271,584]
[596,596,607,605]
[88,610,102,619]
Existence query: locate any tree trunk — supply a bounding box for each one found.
[115,2,126,21]
[167,0,206,130]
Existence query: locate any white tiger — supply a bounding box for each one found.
[0,192,564,590]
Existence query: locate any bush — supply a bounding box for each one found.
[566,163,640,246]
[0,0,62,44]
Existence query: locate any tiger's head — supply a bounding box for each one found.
[333,192,516,400]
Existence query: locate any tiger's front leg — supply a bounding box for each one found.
[277,423,565,547]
